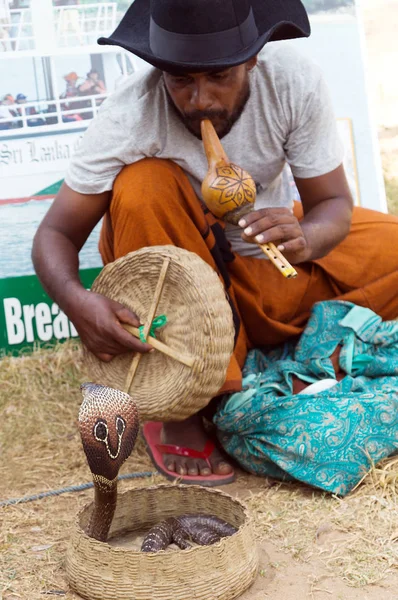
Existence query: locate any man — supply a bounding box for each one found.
[60,72,84,122]
[32,0,398,486]
[0,93,16,129]
[15,93,46,127]
[78,69,107,96]
[0,94,14,129]
[77,69,107,119]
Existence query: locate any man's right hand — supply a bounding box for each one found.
[67,289,152,362]
[31,183,150,363]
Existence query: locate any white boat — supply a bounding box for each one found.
[0,0,147,204]
[0,0,380,212]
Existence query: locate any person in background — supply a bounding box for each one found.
[2,92,14,106]
[60,72,83,122]
[15,92,46,127]
[15,91,27,104]
[77,69,106,119]
[77,69,106,96]
[0,93,16,128]
[60,71,80,99]
[0,95,14,129]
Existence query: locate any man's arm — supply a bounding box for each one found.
[77,80,93,94]
[239,52,354,263]
[293,163,353,260]
[32,183,151,361]
[239,164,353,264]
[95,80,107,94]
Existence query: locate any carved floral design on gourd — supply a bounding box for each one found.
[208,163,256,209]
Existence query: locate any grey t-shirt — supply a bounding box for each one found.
[65,43,344,258]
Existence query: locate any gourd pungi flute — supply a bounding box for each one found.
[200,119,298,279]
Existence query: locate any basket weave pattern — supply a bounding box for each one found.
[83,246,235,421]
[66,485,259,600]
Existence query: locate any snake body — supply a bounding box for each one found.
[79,383,236,548]
[141,517,192,552]
[141,514,236,552]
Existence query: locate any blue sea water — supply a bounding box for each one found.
[0,200,102,280]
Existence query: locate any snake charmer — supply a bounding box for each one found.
[32,0,398,488]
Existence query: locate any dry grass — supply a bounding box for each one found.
[1,343,398,599]
[0,342,162,599]
[379,127,398,217]
[244,467,398,587]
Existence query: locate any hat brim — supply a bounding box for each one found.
[98,0,310,72]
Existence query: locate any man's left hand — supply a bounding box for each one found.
[239,207,310,264]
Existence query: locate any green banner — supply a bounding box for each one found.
[0,269,101,356]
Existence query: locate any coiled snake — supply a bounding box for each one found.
[79,383,236,549]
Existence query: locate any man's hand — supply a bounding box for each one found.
[238,208,310,264]
[236,166,353,264]
[67,289,152,362]
[31,184,151,363]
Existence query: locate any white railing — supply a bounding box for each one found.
[0,94,107,136]
[0,8,35,52]
[0,2,117,52]
[54,2,117,47]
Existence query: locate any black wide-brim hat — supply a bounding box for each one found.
[98,0,311,73]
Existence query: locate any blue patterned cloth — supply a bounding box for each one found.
[214,301,398,496]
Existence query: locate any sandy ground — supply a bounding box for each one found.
[241,547,398,600]
[233,480,398,600]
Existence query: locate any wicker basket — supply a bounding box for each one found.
[83,246,235,422]
[66,485,259,600]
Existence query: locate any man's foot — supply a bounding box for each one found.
[161,414,234,478]
[142,418,235,485]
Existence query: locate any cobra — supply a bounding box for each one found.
[78,383,237,548]
[79,383,140,542]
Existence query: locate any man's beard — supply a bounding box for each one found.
[164,79,251,140]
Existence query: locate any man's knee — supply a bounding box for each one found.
[110,158,204,237]
[113,158,189,211]
[111,158,195,223]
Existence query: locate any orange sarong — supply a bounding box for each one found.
[99,158,398,395]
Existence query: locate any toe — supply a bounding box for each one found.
[164,456,188,476]
[176,459,188,476]
[164,456,176,473]
[214,460,234,475]
[187,462,200,477]
[209,450,234,475]
[197,459,212,477]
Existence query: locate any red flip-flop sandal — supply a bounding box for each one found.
[142,421,235,487]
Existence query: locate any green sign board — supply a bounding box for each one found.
[0,269,101,356]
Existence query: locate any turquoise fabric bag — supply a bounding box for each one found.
[214,301,398,496]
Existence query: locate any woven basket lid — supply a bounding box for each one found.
[66,485,259,600]
[83,246,235,421]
